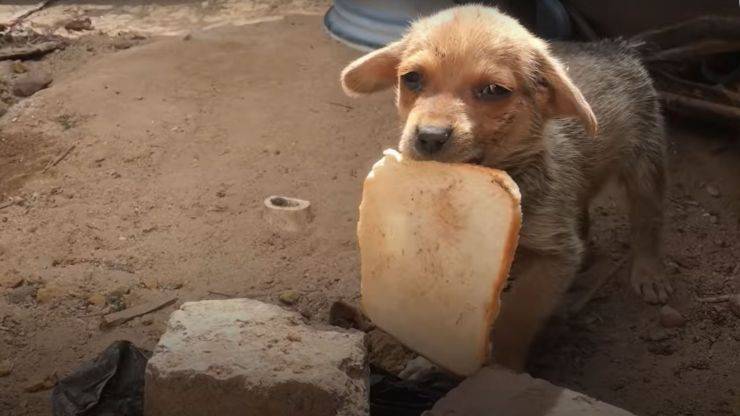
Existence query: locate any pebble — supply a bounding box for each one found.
[660,305,687,328]
[729,294,740,318]
[12,71,53,97]
[706,185,720,197]
[278,290,300,305]
[647,328,673,342]
[87,293,106,306]
[113,38,135,50]
[11,61,27,74]
[64,17,93,31]
[24,372,58,392]
[0,360,12,377]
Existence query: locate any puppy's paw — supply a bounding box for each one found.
[630,259,673,304]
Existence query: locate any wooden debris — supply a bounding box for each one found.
[42,144,76,173]
[100,294,177,329]
[659,92,740,124]
[24,371,58,392]
[696,294,733,303]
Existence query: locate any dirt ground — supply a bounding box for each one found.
[0,8,738,416]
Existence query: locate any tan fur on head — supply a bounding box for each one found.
[340,5,598,165]
[340,41,404,96]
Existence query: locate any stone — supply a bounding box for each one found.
[87,293,106,306]
[36,283,66,304]
[278,290,300,305]
[0,274,24,289]
[12,71,53,97]
[660,305,687,328]
[367,329,414,375]
[0,359,12,377]
[427,367,636,416]
[64,17,93,31]
[706,185,720,197]
[145,299,368,416]
[11,61,26,74]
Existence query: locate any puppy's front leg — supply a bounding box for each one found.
[490,249,577,371]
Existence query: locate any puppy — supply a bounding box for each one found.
[340,5,670,370]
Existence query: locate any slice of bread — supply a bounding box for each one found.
[358,149,521,376]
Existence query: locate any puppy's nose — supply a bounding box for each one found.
[415,125,452,155]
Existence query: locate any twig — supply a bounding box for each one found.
[79,310,110,318]
[208,290,234,298]
[5,0,56,30]
[207,290,265,298]
[659,91,740,124]
[645,40,740,62]
[632,16,740,51]
[100,295,177,328]
[328,101,354,110]
[569,258,627,316]
[696,294,732,303]
[42,144,75,173]
[652,69,740,107]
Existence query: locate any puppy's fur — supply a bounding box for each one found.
[341,6,670,369]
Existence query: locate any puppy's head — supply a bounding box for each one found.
[340,6,597,167]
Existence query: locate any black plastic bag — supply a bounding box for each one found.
[51,340,149,416]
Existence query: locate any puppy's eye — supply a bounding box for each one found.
[401,71,422,92]
[475,84,512,101]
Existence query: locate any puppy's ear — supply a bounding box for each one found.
[536,51,598,137]
[341,41,404,96]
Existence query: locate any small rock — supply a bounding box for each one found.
[36,284,66,304]
[11,61,27,74]
[13,71,53,97]
[24,372,58,392]
[729,294,740,318]
[87,293,106,306]
[660,305,686,328]
[182,33,192,41]
[113,38,135,50]
[647,343,676,356]
[647,328,673,342]
[665,260,680,275]
[0,102,8,117]
[706,185,720,197]
[368,329,415,375]
[1,274,24,289]
[278,290,300,305]
[329,300,373,331]
[0,360,12,377]
[64,17,93,31]
[141,316,154,326]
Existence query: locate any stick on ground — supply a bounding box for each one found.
[100,294,177,329]
[42,144,76,173]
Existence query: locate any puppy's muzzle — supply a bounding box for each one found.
[415,125,452,156]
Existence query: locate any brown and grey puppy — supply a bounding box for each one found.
[341,5,671,370]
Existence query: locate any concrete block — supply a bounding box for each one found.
[426,367,636,416]
[145,299,368,416]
